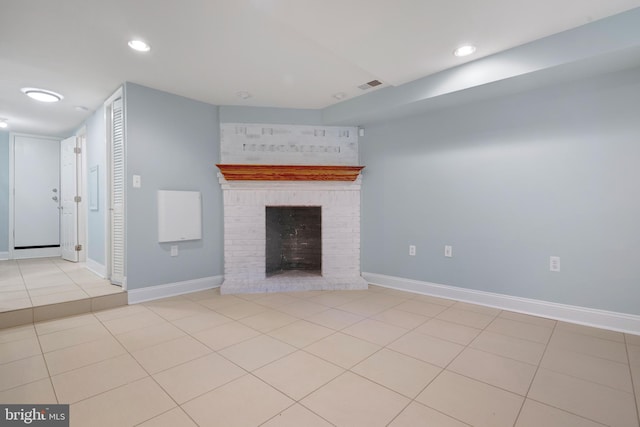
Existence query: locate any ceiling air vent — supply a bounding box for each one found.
[358,80,383,90]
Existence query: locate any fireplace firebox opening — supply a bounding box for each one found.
[266,206,322,277]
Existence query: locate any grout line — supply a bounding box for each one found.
[624,334,640,427]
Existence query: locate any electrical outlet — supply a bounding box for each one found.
[171,245,178,257]
[409,245,416,256]
[444,245,453,257]
[550,256,560,272]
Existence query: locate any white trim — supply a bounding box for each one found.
[0,251,8,260]
[127,275,224,304]
[12,247,61,259]
[86,258,107,278]
[362,272,640,335]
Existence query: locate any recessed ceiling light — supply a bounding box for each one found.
[236,91,251,99]
[0,119,8,129]
[332,92,347,100]
[21,88,64,103]
[453,44,477,57]
[75,105,89,112]
[128,39,151,52]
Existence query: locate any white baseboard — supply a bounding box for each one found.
[85,258,107,278]
[127,275,224,304]
[362,272,640,335]
[12,247,61,259]
[0,251,8,260]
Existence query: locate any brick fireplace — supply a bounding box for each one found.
[217,123,367,294]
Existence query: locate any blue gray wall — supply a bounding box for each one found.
[0,131,9,254]
[360,67,640,315]
[85,107,107,266]
[124,83,223,289]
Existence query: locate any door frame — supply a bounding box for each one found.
[8,132,62,259]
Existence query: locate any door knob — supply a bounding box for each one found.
[52,196,58,202]
[52,188,58,193]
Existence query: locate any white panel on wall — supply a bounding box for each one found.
[158,190,202,242]
[220,123,359,165]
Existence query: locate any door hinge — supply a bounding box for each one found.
[74,196,82,203]
[75,244,83,251]
[74,147,82,154]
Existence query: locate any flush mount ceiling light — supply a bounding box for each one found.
[128,39,151,52]
[236,91,252,99]
[21,88,64,103]
[453,44,477,57]
[0,119,8,129]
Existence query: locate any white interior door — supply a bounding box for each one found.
[13,135,61,257]
[60,136,78,262]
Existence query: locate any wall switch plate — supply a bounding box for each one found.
[444,245,453,257]
[409,245,416,256]
[132,175,142,188]
[550,256,560,272]
[171,245,178,257]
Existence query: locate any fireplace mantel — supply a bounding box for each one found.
[216,164,364,181]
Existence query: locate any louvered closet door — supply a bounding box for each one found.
[110,97,125,285]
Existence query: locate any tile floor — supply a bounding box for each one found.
[0,257,124,312]
[1,285,639,426]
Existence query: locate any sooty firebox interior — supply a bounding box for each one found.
[266,206,321,277]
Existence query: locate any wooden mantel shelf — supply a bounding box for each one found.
[216,164,365,181]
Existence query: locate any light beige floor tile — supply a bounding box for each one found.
[0,336,41,364]
[52,353,147,403]
[308,291,366,307]
[171,310,233,334]
[305,332,381,369]
[180,288,220,301]
[182,374,293,427]
[388,331,464,367]
[372,308,429,329]
[337,298,397,317]
[412,294,456,306]
[256,293,301,308]
[388,401,470,427]
[471,330,546,365]
[448,348,537,395]
[0,378,56,404]
[629,345,640,394]
[0,308,33,328]
[0,297,32,311]
[548,329,628,363]
[38,322,111,353]
[219,334,296,371]
[277,300,329,318]
[239,309,298,333]
[70,377,175,427]
[115,322,182,352]
[626,333,640,346]
[486,317,553,344]
[305,308,364,330]
[35,313,99,335]
[27,284,83,297]
[144,299,212,321]
[214,300,269,320]
[528,368,638,427]
[556,321,625,343]
[268,320,334,348]
[0,324,35,343]
[415,318,481,345]
[436,307,496,329]
[394,300,448,317]
[101,310,166,335]
[192,321,261,351]
[196,294,245,310]
[352,348,441,398]
[132,335,212,374]
[342,318,408,346]
[137,407,197,427]
[33,299,92,323]
[83,285,125,297]
[515,399,606,427]
[93,304,151,322]
[541,346,633,392]
[255,350,344,400]
[301,371,409,427]
[261,403,334,427]
[451,301,501,316]
[153,353,245,404]
[44,335,127,375]
[91,292,127,312]
[30,290,90,306]
[416,371,523,427]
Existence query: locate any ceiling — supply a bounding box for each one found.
[1,0,640,136]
